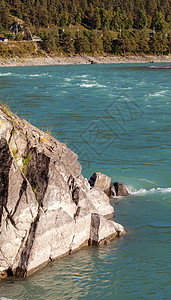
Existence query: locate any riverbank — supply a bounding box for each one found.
[0,54,171,67]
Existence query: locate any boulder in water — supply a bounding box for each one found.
[112,182,129,196]
[89,172,111,197]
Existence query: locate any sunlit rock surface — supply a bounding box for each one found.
[0,105,126,278]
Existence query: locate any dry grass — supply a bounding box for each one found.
[0,41,38,58]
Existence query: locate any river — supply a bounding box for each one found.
[0,63,170,299]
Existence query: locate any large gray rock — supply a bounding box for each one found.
[89,213,125,245]
[0,105,126,278]
[86,187,114,219]
[89,172,111,197]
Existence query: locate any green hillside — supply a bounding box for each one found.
[0,0,171,56]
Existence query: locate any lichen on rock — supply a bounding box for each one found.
[0,105,126,278]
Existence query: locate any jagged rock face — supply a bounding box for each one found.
[89,172,111,197]
[0,105,126,278]
[0,138,38,277]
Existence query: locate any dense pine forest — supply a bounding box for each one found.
[0,0,171,56]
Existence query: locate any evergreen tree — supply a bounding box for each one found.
[92,7,101,29]
[136,9,147,29]
[42,32,56,53]
[156,32,169,54]
[168,34,171,54]
[61,31,75,54]
[154,11,168,31]
[74,34,91,54]
[100,8,111,29]
[110,11,120,31]
[0,0,170,56]
[138,30,149,53]
[0,0,11,29]
[146,0,157,18]
[103,29,112,53]
[118,31,137,55]
[75,12,82,25]
[125,14,134,29]
[90,30,103,54]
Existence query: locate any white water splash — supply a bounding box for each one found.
[29,73,52,77]
[0,72,11,76]
[80,83,106,88]
[149,90,167,97]
[127,186,171,195]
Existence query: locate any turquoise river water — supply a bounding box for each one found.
[0,63,171,299]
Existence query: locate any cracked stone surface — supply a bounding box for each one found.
[0,105,126,277]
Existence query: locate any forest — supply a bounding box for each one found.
[0,0,171,56]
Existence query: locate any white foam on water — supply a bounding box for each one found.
[149,90,167,97]
[29,73,51,77]
[73,75,88,79]
[29,74,40,77]
[80,83,106,88]
[64,75,88,82]
[122,87,132,90]
[127,186,171,195]
[0,72,11,76]
[96,84,106,88]
[80,83,95,87]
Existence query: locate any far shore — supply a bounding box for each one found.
[0,54,171,67]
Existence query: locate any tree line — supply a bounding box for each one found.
[0,0,170,56]
[40,28,170,55]
[1,0,170,31]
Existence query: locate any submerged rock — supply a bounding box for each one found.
[0,105,126,278]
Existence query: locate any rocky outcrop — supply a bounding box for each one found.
[0,105,126,278]
[89,172,111,197]
[112,182,129,197]
[89,172,129,197]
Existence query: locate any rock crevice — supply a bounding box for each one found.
[14,210,40,278]
[0,105,126,278]
[0,138,13,227]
